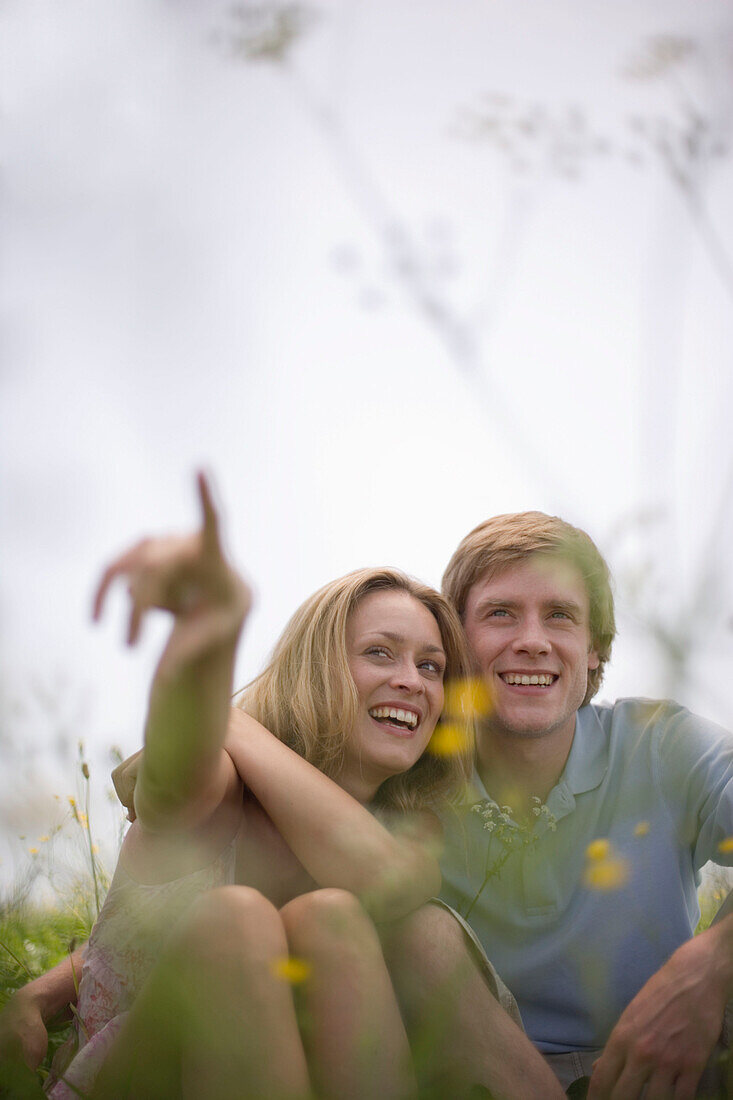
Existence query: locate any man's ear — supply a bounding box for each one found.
[587,647,600,671]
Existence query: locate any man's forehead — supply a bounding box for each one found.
[467,553,590,607]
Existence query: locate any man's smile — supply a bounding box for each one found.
[499,672,558,687]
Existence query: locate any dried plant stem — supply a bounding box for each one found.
[462,847,514,922]
[0,937,33,979]
[82,768,101,918]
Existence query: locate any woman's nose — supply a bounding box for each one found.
[389,660,424,692]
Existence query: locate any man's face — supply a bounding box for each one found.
[462,555,599,745]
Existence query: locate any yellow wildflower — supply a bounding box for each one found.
[270,956,312,984]
[718,837,733,854]
[428,723,471,757]
[39,836,50,843]
[634,821,650,837]
[583,857,629,891]
[443,677,493,720]
[29,847,39,855]
[585,838,611,862]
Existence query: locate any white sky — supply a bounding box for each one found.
[2,0,732,888]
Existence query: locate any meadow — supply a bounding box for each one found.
[1,749,731,1097]
[0,748,118,1095]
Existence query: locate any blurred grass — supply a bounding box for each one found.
[1,861,729,1091]
[697,863,733,933]
[0,879,98,1084]
[0,744,114,1090]
[1,739,731,1094]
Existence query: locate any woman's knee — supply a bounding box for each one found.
[174,885,285,961]
[281,889,379,953]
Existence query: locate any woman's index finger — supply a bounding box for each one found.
[196,470,221,549]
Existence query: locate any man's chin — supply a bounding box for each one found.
[505,724,556,740]
[487,712,560,740]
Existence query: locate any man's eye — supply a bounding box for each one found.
[488,608,509,618]
[550,611,570,620]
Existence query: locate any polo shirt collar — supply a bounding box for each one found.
[563,703,609,795]
[543,704,609,822]
[468,704,609,823]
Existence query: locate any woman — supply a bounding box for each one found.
[8,475,563,1099]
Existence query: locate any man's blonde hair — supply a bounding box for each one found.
[442,512,615,705]
[236,567,473,812]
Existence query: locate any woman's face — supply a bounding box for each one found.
[336,588,446,803]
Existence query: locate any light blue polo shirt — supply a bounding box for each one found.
[439,698,733,1053]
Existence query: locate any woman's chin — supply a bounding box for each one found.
[336,749,422,801]
[369,747,424,784]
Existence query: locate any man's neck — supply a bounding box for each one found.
[475,721,576,819]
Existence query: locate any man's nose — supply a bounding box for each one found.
[512,616,550,656]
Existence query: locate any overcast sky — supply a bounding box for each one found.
[2,0,732,887]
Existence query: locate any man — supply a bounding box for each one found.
[438,510,733,1098]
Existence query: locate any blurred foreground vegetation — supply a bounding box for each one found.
[0,896,95,1087]
[0,745,117,1091]
[1,853,730,1091]
[1,739,731,1093]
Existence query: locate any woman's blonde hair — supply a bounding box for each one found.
[236,567,474,813]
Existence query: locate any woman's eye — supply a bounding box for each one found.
[366,646,390,658]
[420,660,445,677]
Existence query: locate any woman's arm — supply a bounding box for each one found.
[94,474,250,834]
[224,709,442,922]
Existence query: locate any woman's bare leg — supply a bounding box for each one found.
[383,904,565,1100]
[90,886,311,1100]
[280,888,416,1100]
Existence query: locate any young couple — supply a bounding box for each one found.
[5,475,733,1099]
[2,474,561,1100]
